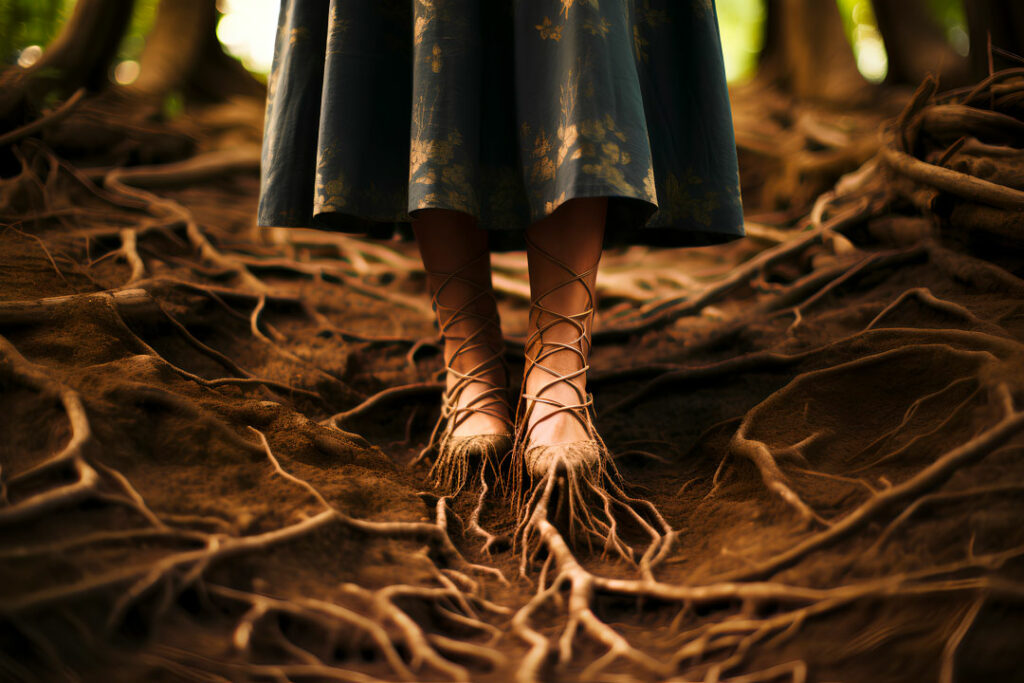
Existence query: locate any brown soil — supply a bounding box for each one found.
[1,75,1024,682]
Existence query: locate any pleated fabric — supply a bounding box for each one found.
[257,0,745,251]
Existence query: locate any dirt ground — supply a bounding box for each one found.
[2,76,1024,682]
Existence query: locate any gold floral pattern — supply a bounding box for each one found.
[580,116,635,196]
[315,148,347,213]
[535,17,562,41]
[560,0,599,19]
[529,129,556,182]
[583,17,611,37]
[259,0,745,250]
[414,16,430,45]
[633,24,649,63]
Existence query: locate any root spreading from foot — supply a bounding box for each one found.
[3,71,1024,681]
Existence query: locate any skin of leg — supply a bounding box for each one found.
[522,196,607,447]
[411,208,510,437]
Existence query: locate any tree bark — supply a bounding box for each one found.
[0,0,135,121]
[872,0,971,88]
[28,0,135,93]
[130,0,264,103]
[965,0,1024,80]
[757,0,870,103]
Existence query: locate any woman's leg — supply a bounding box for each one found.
[520,197,607,450]
[412,208,510,437]
[514,197,670,560]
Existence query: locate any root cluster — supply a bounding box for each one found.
[2,70,1024,681]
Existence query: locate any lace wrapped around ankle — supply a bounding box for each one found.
[510,235,673,565]
[512,234,612,486]
[418,252,513,494]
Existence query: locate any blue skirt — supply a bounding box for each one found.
[257,0,745,251]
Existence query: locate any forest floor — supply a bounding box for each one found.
[2,78,1024,682]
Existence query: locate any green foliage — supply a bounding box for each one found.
[0,0,71,63]
[716,0,766,83]
[837,0,888,82]
[927,0,969,55]
[716,0,967,84]
[0,0,157,67]
[929,0,967,29]
[119,0,157,62]
[163,89,184,118]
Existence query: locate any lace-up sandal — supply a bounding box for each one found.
[418,254,514,495]
[511,235,671,567]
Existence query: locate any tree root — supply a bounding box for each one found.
[326,381,443,430]
[865,469,1024,558]
[0,335,165,527]
[865,285,1009,334]
[728,345,1000,526]
[510,521,1024,681]
[2,422,510,680]
[250,428,505,582]
[604,324,1021,416]
[4,84,1024,681]
[594,197,873,341]
[881,134,1024,210]
[512,447,674,575]
[465,466,510,554]
[0,88,87,148]
[715,383,1024,582]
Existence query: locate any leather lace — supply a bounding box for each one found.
[513,233,601,457]
[423,251,513,453]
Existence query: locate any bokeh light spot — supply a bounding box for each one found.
[114,59,140,85]
[216,0,279,74]
[17,45,43,68]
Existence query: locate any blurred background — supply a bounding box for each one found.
[3,0,1019,218]
[0,0,984,87]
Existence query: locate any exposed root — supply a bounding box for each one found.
[425,433,509,497]
[327,381,443,430]
[465,466,510,554]
[510,526,1024,681]
[604,324,1021,416]
[730,423,828,528]
[865,285,1004,333]
[866,470,1024,557]
[880,134,1024,210]
[715,384,1024,582]
[4,73,1024,681]
[728,344,999,526]
[2,419,510,680]
[207,579,507,683]
[512,443,673,575]
[118,228,146,284]
[595,197,874,340]
[939,595,985,683]
[0,335,161,526]
[0,88,87,148]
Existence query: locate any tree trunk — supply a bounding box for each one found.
[0,0,135,121]
[872,0,971,88]
[130,0,264,103]
[966,0,1024,80]
[757,0,870,103]
[129,0,215,98]
[28,0,134,93]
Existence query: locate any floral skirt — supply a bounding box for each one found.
[257,0,745,251]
